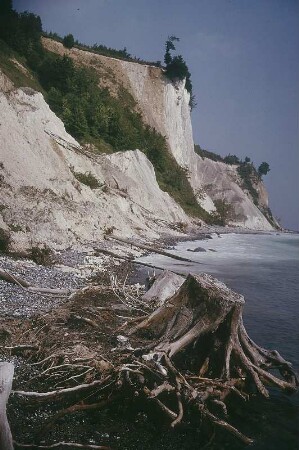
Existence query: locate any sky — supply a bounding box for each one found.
[14,0,299,230]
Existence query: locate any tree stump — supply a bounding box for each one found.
[0,362,14,450]
[130,274,298,396]
[9,272,298,446]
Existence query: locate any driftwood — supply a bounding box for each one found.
[13,378,110,403]
[8,272,298,447]
[14,443,110,449]
[94,248,188,276]
[141,270,185,307]
[0,267,76,296]
[0,362,14,450]
[0,268,31,288]
[105,234,201,264]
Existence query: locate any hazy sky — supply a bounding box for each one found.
[15,0,299,230]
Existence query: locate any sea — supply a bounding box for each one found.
[137,232,299,449]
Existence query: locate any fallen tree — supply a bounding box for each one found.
[0,267,77,296]
[104,235,201,264]
[3,272,298,447]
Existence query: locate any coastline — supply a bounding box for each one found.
[1,232,298,449]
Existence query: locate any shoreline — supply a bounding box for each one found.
[0,227,293,318]
[0,232,298,449]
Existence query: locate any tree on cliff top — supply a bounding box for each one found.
[63,33,75,49]
[164,35,179,65]
[163,35,194,107]
[258,161,270,177]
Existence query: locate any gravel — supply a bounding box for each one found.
[0,253,87,318]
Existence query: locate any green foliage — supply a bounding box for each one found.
[144,139,210,220]
[0,39,43,91]
[37,53,205,217]
[0,2,44,90]
[44,31,161,67]
[211,199,235,226]
[0,7,209,221]
[0,0,13,15]
[63,33,74,49]
[223,154,240,165]
[194,145,225,163]
[237,163,259,205]
[31,245,53,265]
[244,156,251,163]
[9,223,23,232]
[0,3,42,59]
[258,162,270,177]
[72,171,101,189]
[0,228,10,253]
[164,36,179,65]
[166,55,189,81]
[163,36,194,107]
[260,206,279,229]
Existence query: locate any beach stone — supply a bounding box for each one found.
[187,247,207,252]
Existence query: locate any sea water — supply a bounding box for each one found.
[137,233,299,449]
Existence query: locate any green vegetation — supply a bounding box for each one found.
[72,171,101,189]
[8,223,23,232]
[237,163,259,205]
[223,154,240,165]
[258,161,270,177]
[195,144,270,211]
[0,228,10,253]
[44,31,161,67]
[0,3,208,220]
[31,245,53,265]
[63,33,74,49]
[163,36,194,108]
[149,147,210,220]
[194,145,225,163]
[259,206,277,229]
[0,39,43,91]
[210,199,235,226]
[0,1,43,63]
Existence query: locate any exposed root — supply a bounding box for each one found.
[14,443,111,449]
[13,377,112,403]
[4,271,298,447]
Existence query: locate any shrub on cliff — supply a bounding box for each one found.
[258,161,270,177]
[194,145,225,163]
[210,199,235,226]
[237,162,259,205]
[72,171,101,189]
[163,36,194,108]
[0,228,10,253]
[63,33,74,49]
[223,154,240,165]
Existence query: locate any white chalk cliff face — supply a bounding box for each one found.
[1,38,274,254]
[0,70,189,251]
[120,65,273,231]
[42,38,273,231]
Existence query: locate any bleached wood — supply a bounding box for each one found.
[0,362,14,450]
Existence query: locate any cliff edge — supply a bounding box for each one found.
[42,38,274,231]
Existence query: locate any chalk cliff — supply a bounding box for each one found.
[0,38,275,253]
[0,69,189,251]
[42,38,273,231]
